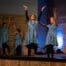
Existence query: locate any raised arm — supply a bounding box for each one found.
[23,5,29,22]
[39,22,49,30]
[38,6,46,21]
[38,6,48,29]
[38,11,42,21]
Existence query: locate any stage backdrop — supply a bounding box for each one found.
[37,0,54,52]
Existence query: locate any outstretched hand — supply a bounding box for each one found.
[23,5,28,11]
[41,6,46,11]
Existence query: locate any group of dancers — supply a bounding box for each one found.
[23,5,58,58]
[0,5,58,58]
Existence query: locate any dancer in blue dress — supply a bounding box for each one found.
[23,5,46,56]
[1,23,10,56]
[46,17,58,46]
[15,29,24,56]
[42,17,58,58]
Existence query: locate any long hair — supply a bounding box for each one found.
[50,16,58,26]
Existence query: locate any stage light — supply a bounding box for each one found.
[57,26,63,49]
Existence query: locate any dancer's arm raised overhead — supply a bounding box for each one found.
[23,5,29,22]
[38,6,46,21]
[38,6,48,29]
[40,23,49,29]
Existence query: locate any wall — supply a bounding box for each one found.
[0,15,27,55]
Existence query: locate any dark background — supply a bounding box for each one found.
[0,0,65,16]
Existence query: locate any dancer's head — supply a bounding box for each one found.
[50,17,56,25]
[16,29,21,34]
[2,22,7,27]
[30,14,36,21]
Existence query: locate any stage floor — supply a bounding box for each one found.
[0,54,66,62]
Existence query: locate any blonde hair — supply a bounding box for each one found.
[50,17,57,26]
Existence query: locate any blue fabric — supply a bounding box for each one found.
[15,33,22,48]
[0,28,2,48]
[15,33,24,55]
[2,26,9,44]
[46,24,58,46]
[24,21,38,45]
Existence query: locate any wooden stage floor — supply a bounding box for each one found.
[0,54,66,62]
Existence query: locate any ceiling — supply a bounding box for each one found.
[0,0,65,15]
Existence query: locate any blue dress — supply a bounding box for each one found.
[24,21,38,45]
[15,33,24,55]
[45,24,58,46]
[15,33,22,48]
[2,26,9,44]
[0,28,2,48]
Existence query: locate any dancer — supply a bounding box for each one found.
[1,23,10,56]
[15,29,24,56]
[42,17,58,58]
[23,5,46,56]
